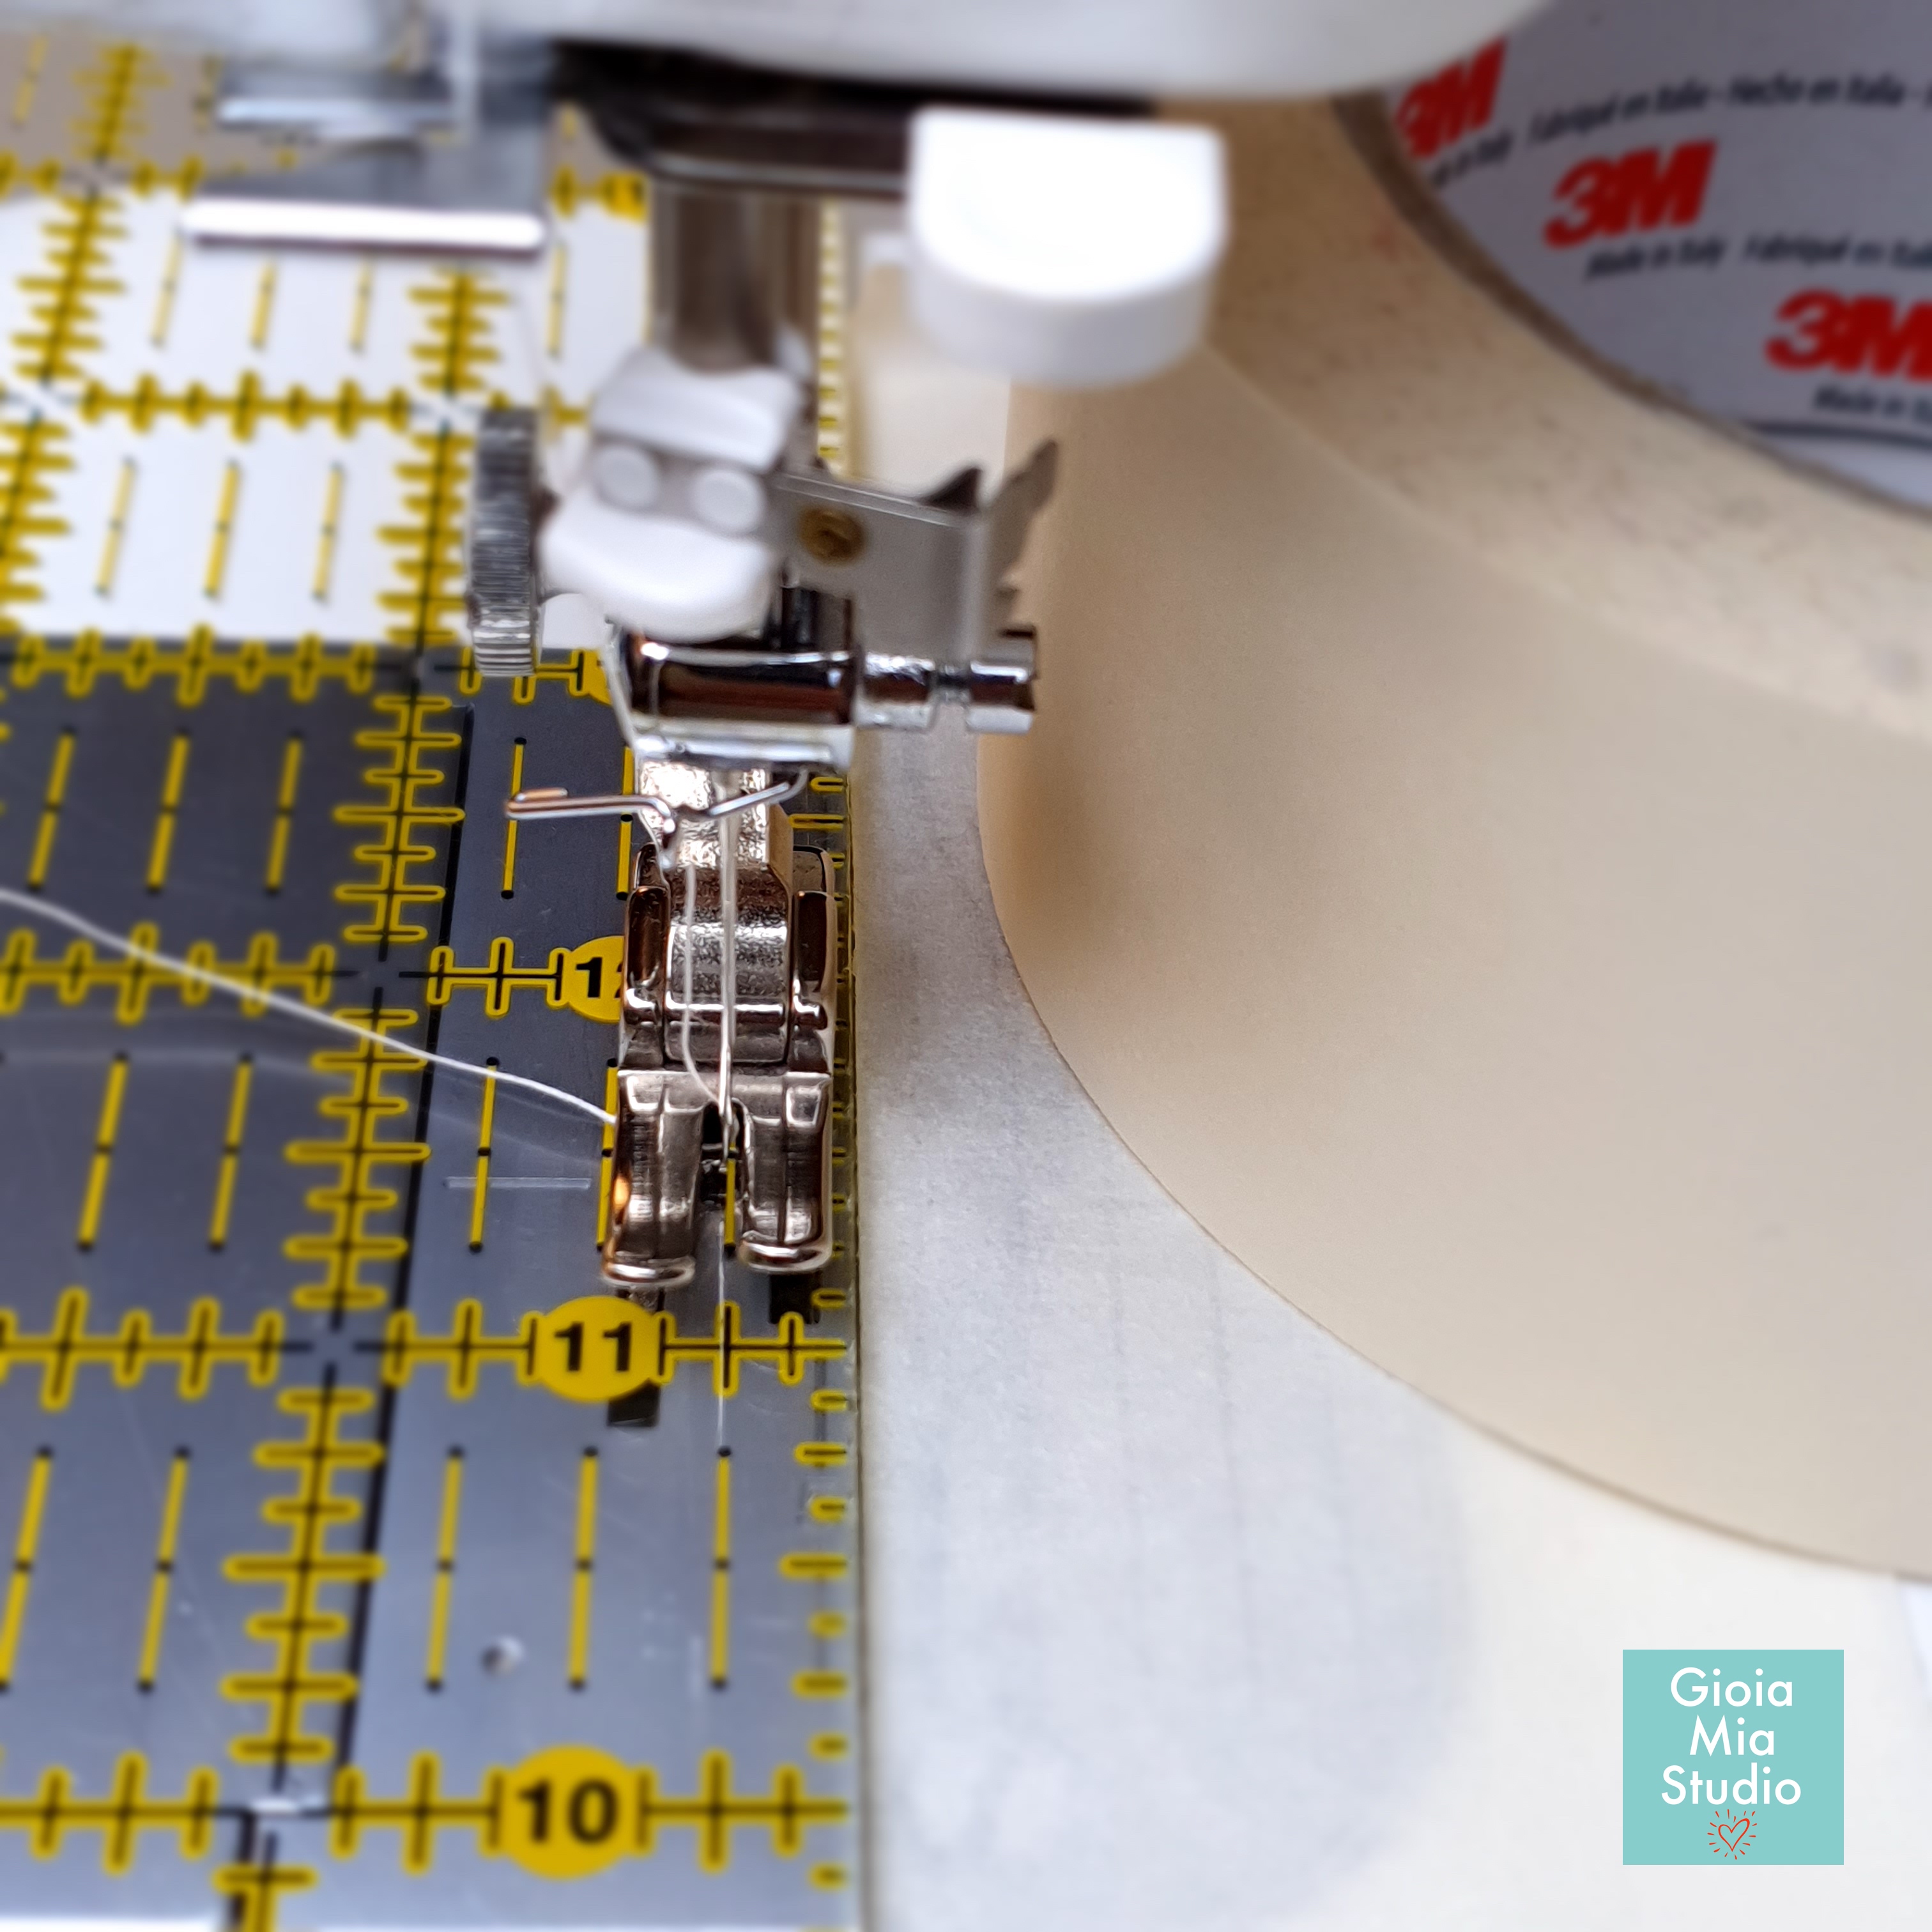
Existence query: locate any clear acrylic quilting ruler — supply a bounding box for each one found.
[0,30,862,1931]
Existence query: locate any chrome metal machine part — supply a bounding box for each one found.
[184,27,554,255]
[601,769,837,1287]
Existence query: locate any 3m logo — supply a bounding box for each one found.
[1544,140,1716,249]
[1766,290,1932,379]
[1394,41,1505,161]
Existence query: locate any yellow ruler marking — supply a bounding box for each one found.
[0,1287,289,1409]
[16,190,126,387]
[615,745,634,897]
[93,454,135,595]
[11,632,374,705]
[568,1448,597,1689]
[467,1062,496,1252]
[596,1061,617,1245]
[11,31,45,127]
[500,738,524,896]
[424,1449,464,1689]
[221,1383,383,1765]
[77,376,414,438]
[332,693,464,947]
[0,1448,52,1687]
[213,1856,314,1932]
[0,414,73,624]
[136,1449,190,1689]
[26,724,75,890]
[0,1756,215,1865]
[349,261,373,353]
[143,728,190,891]
[76,1050,129,1250]
[548,168,646,222]
[203,461,240,598]
[778,1551,848,1583]
[263,732,302,893]
[817,201,847,471]
[709,1449,732,1689]
[249,262,277,351]
[374,1299,843,1400]
[546,239,567,358]
[0,926,335,1024]
[148,231,183,347]
[284,1005,432,1315]
[72,42,153,169]
[206,1053,253,1250]
[311,463,343,602]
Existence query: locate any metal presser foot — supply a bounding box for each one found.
[509,768,834,1288]
[608,767,834,1287]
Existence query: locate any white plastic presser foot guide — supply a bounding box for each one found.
[0,31,862,1932]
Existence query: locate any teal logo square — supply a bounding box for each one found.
[1623,1650,1842,1864]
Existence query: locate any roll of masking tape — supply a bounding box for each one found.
[981,4,1932,1575]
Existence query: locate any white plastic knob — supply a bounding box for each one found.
[590,346,801,469]
[590,441,662,512]
[540,481,774,642]
[690,463,767,536]
[906,108,1227,390]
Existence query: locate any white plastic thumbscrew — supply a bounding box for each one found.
[906,108,1227,390]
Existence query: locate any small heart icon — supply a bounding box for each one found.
[1715,1812,1753,1852]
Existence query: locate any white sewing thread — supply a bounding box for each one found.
[676,826,723,1110]
[0,885,615,1128]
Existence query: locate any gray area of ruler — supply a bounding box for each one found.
[0,644,861,1928]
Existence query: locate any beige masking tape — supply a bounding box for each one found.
[982,93,1932,1575]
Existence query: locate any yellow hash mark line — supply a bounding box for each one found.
[249,263,277,351]
[136,1450,190,1689]
[468,1062,496,1252]
[615,745,634,898]
[311,462,343,602]
[94,456,135,596]
[0,1448,51,1687]
[144,728,190,891]
[349,260,373,352]
[76,1052,128,1251]
[73,42,151,169]
[264,732,302,894]
[424,1450,464,1689]
[12,32,45,128]
[0,1287,289,1409]
[500,739,524,897]
[149,231,183,347]
[597,1062,617,1245]
[213,1858,315,1932]
[0,1757,217,1866]
[222,1384,383,1765]
[203,460,240,598]
[207,1054,253,1250]
[26,725,75,889]
[546,239,567,358]
[568,1449,597,1689]
[709,1450,732,1689]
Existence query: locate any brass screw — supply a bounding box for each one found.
[797,505,865,565]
